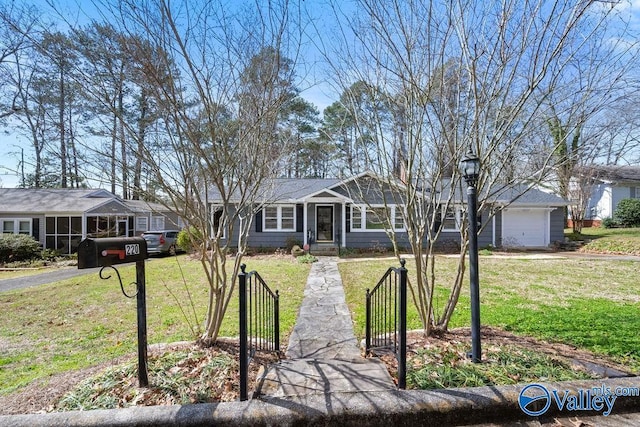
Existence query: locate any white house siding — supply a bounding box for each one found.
[586,184,611,220]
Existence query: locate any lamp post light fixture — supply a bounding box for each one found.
[460,149,482,363]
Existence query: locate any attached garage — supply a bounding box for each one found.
[501,208,550,248]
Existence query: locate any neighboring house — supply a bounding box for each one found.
[577,165,640,226]
[0,188,180,254]
[209,173,567,250]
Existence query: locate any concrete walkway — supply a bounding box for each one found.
[257,257,395,399]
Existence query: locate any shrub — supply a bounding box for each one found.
[601,217,618,229]
[40,248,62,262]
[613,198,640,227]
[296,254,318,264]
[285,237,302,252]
[176,227,204,252]
[0,234,41,263]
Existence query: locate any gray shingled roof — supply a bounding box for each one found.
[491,183,568,206]
[207,178,342,202]
[123,199,171,213]
[428,179,567,206]
[0,188,123,214]
[579,165,640,183]
[205,176,566,207]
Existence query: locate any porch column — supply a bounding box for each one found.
[82,213,87,240]
[303,201,308,246]
[492,209,496,247]
[341,201,346,247]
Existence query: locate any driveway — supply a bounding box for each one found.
[0,267,102,293]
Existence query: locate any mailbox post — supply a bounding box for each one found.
[78,237,150,387]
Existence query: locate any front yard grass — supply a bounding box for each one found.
[339,256,640,374]
[566,226,640,255]
[0,267,50,280]
[0,255,310,396]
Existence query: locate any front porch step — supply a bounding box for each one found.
[309,244,339,256]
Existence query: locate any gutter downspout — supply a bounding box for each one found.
[303,201,308,247]
[492,207,496,247]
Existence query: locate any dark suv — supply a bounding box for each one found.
[141,230,181,255]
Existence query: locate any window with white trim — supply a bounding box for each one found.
[365,206,389,230]
[440,205,461,231]
[350,205,405,232]
[150,216,165,231]
[263,205,296,231]
[2,218,31,235]
[394,206,405,230]
[136,217,148,232]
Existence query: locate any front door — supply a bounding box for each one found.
[316,206,334,242]
[116,218,128,237]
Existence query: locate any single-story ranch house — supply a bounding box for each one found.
[0,188,180,254]
[209,173,568,251]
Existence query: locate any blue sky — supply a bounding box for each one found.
[1,0,640,188]
[0,0,339,187]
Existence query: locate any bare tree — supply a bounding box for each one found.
[83,0,304,342]
[0,2,40,119]
[541,12,640,227]
[321,0,635,334]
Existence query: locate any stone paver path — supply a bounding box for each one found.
[257,257,395,399]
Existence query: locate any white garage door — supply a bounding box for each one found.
[502,208,548,247]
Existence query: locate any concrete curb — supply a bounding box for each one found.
[3,377,639,426]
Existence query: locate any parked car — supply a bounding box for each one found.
[141,230,181,255]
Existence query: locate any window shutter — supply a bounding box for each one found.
[296,204,303,232]
[255,210,263,232]
[346,206,351,232]
[32,218,40,241]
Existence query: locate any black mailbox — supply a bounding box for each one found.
[78,237,148,269]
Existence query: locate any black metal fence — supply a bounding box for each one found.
[239,264,280,401]
[365,259,407,389]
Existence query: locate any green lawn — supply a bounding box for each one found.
[0,255,310,395]
[339,256,640,373]
[3,252,639,397]
[566,226,640,255]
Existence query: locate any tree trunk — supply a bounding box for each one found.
[133,89,148,200]
[118,85,128,199]
[59,67,67,188]
[111,112,117,195]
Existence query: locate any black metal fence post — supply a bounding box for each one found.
[397,259,407,389]
[364,260,408,388]
[135,260,149,388]
[239,264,248,401]
[274,290,280,354]
[365,288,371,355]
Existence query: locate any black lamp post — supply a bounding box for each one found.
[460,149,481,363]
